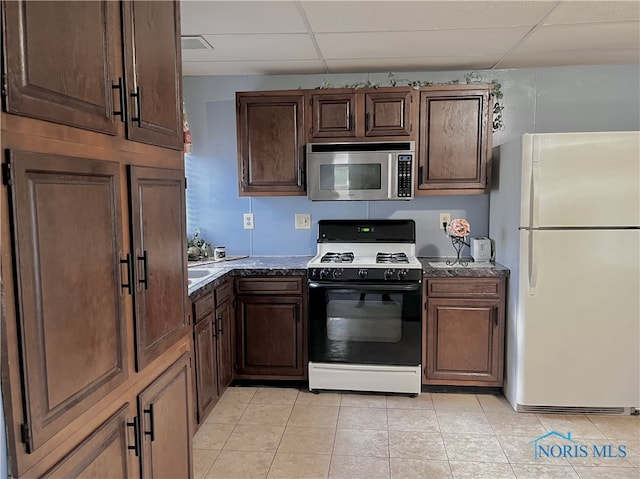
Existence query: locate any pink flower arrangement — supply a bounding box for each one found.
[448,218,470,237]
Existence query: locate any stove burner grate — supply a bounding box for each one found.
[320,252,355,263]
[376,252,409,264]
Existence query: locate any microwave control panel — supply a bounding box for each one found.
[397,155,413,197]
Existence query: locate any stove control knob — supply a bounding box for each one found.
[398,269,408,279]
[320,268,330,279]
[357,269,368,279]
[333,268,343,279]
[384,269,395,280]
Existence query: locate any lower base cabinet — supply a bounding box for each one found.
[423,277,506,386]
[41,353,193,478]
[192,278,234,425]
[235,277,306,379]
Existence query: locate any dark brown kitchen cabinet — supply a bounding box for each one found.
[235,277,306,379]
[121,0,183,150]
[2,3,189,477]
[138,353,193,479]
[307,87,414,140]
[129,166,189,370]
[309,90,357,138]
[236,92,306,196]
[5,151,129,453]
[41,405,138,479]
[2,1,122,134]
[193,310,219,423]
[417,85,492,195]
[2,0,183,150]
[215,281,234,391]
[191,278,234,425]
[423,278,505,386]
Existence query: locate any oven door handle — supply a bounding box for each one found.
[308,281,421,292]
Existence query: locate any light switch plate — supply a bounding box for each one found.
[295,213,311,229]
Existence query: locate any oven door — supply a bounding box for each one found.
[308,281,422,366]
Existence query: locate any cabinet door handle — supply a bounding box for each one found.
[212,316,217,338]
[494,306,498,326]
[143,404,155,442]
[130,86,142,127]
[218,316,224,334]
[120,253,133,295]
[127,416,141,457]
[112,77,125,122]
[138,251,148,290]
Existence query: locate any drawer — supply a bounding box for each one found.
[235,277,303,295]
[192,292,214,322]
[215,280,232,307]
[426,278,504,299]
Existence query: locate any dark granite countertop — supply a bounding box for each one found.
[187,255,509,296]
[187,256,312,295]
[420,258,510,278]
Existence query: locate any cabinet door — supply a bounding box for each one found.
[424,298,503,386]
[236,93,305,195]
[235,296,305,378]
[6,151,128,452]
[309,92,356,138]
[122,0,183,150]
[41,405,139,479]
[138,353,193,479]
[194,314,218,423]
[364,90,412,137]
[216,299,234,391]
[417,88,491,193]
[129,166,188,370]
[2,1,121,134]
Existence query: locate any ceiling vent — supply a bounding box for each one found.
[181,36,214,50]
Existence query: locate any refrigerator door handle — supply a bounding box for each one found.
[528,230,538,295]
[530,161,540,228]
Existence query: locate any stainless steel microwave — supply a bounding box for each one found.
[306,141,415,201]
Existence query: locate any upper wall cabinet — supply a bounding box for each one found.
[236,91,306,196]
[416,85,492,195]
[121,0,183,150]
[2,0,183,150]
[2,1,122,134]
[307,87,414,140]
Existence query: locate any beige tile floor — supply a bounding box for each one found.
[193,386,640,479]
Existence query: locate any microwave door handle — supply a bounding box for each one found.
[388,153,395,198]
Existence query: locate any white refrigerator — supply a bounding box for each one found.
[490,131,640,414]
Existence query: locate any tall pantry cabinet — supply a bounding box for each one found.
[1,1,192,478]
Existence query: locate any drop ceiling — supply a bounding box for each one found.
[180,1,640,76]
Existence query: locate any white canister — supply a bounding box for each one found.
[214,246,226,260]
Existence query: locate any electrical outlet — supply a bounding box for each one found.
[295,213,311,229]
[439,213,451,230]
[243,213,254,230]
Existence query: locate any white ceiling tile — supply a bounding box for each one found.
[180,1,307,35]
[200,34,318,61]
[517,22,640,53]
[316,27,530,59]
[545,1,640,25]
[325,56,502,74]
[182,60,326,76]
[496,49,640,69]
[302,1,555,32]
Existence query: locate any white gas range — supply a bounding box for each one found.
[307,220,423,395]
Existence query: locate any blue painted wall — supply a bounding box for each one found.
[183,65,640,257]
